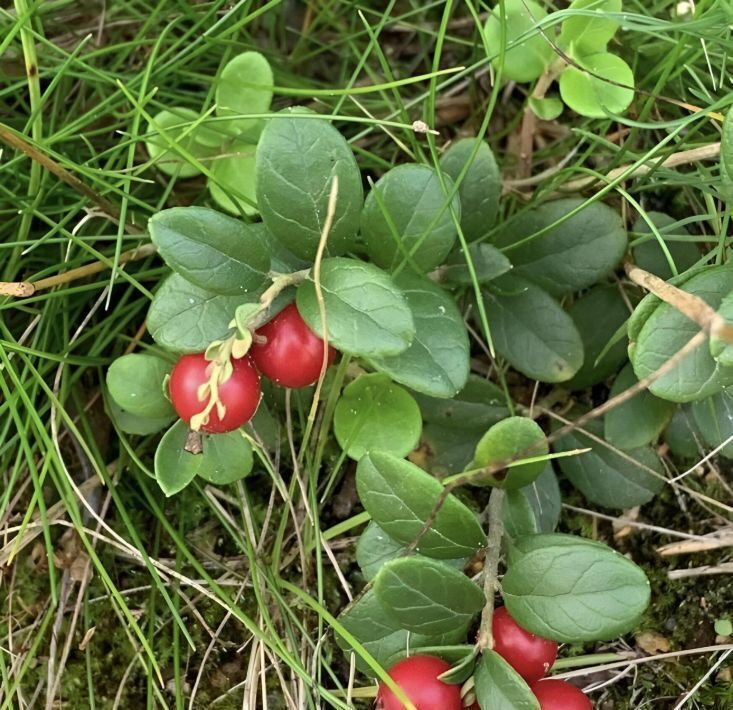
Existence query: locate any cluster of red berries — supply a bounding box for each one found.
[377,607,591,710]
[168,303,335,432]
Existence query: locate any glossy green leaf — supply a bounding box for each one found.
[148,274,247,353]
[215,51,273,140]
[559,0,622,54]
[484,0,553,83]
[368,271,469,398]
[374,557,485,634]
[469,416,549,490]
[664,406,702,460]
[335,589,467,673]
[356,451,487,558]
[439,138,501,240]
[493,198,627,296]
[442,243,512,286]
[504,464,561,537]
[256,108,363,260]
[631,212,699,280]
[361,164,460,271]
[148,206,269,296]
[474,650,540,710]
[604,364,675,449]
[333,373,422,460]
[507,532,608,564]
[559,51,634,118]
[482,275,584,383]
[296,257,415,357]
[503,536,651,642]
[502,490,538,540]
[528,96,563,121]
[107,399,174,437]
[437,648,478,684]
[208,143,258,216]
[144,107,218,178]
[710,290,733,366]
[196,430,254,484]
[631,265,733,402]
[565,284,631,389]
[106,353,174,419]
[154,421,203,496]
[553,417,665,508]
[691,387,733,459]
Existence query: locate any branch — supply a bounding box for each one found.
[476,487,505,652]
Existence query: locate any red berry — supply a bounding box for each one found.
[169,353,260,433]
[530,679,592,710]
[492,607,558,683]
[376,655,462,710]
[250,303,336,388]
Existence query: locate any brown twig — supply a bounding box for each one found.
[476,487,505,651]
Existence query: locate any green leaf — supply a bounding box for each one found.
[154,421,203,496]
[333,373,422,460]
[559,0,623,54]
[469,416,549,490]
[559,51,634,118]
[520,464,562,533]
[368,271,469,398]
[438,648,478,684]
[208,143,258,216]
[361,164,460,271]
[256,108,363,260]
[196,430,254,484]
[630,265,733,402]
[215,51,273,140]
[502,490,538,540]
[493,198,627,297]
[356,451,487,558]
[474,651,540,710]
[148,274,248,353]
[148,206,269,296]
[335,589,467,674]
[691,387,733,459]
[388,645,475,670]
[604,363,675,449]
[442,243,513,286]
[710,290,733,366]
[664,406,701,460]
[106,353,174,419]
[484,0,553,83]
[553,416,664,509]
[374,557,485,635]
[107,399,174,436]
[296,257,415,357]
[482,275,584,383]
[631,212,699,280]
[721,109,733,203]
[565,284,632,389]
[507,532,608,564]
[144,107,218,178]
[528,96,564,121]
[439,138,501,240]
[503,535,651,642]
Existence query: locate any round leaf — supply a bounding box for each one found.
[106,353,174,419]
[196,430,254,484]
[528,96,563,121]
[107,399,174,437]
[484,0,553,83]
[559,0,623,54]
[296,257,415,357]
[148,206,269,295]
[208,143,258,216]
[691,388,733,459]
[469,416,549,490]
[333,373,422,460]
[356,451,488,558]
[154,421,203,496]
[559,51,634,118]
[361,164,460,271]
[474,650,540,710]
[256,108,363,260]
[368,271,470,398]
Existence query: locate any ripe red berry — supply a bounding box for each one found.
[250,303,336,388]
[492,607,558,683]
[169,353,260,433]
[376,655,462,710]
[530,679,592,710]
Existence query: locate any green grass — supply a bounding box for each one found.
[1,0,732,707]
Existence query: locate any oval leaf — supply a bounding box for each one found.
[208,143,258,216]
[106,353,174,419]
[356,451,487,558]
[149,206,269,295]
[368,271,470,398]
[691,387,733,459]
[442,243,513,286]
[154,421,203,496]
[503,536,651,642]
[362,164,460,271]
[333,373,422,460]
[374,557,485,635]
[474,650,540,710]
[631,212,699,280]
[107,399,174,437]
[559,0,622,54]
[256,108,363,260]
[296,257,415,357]
[196,430,254,484]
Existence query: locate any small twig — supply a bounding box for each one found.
[657,530,733,556]
[476,488,505,651]
[667,563,733,580]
